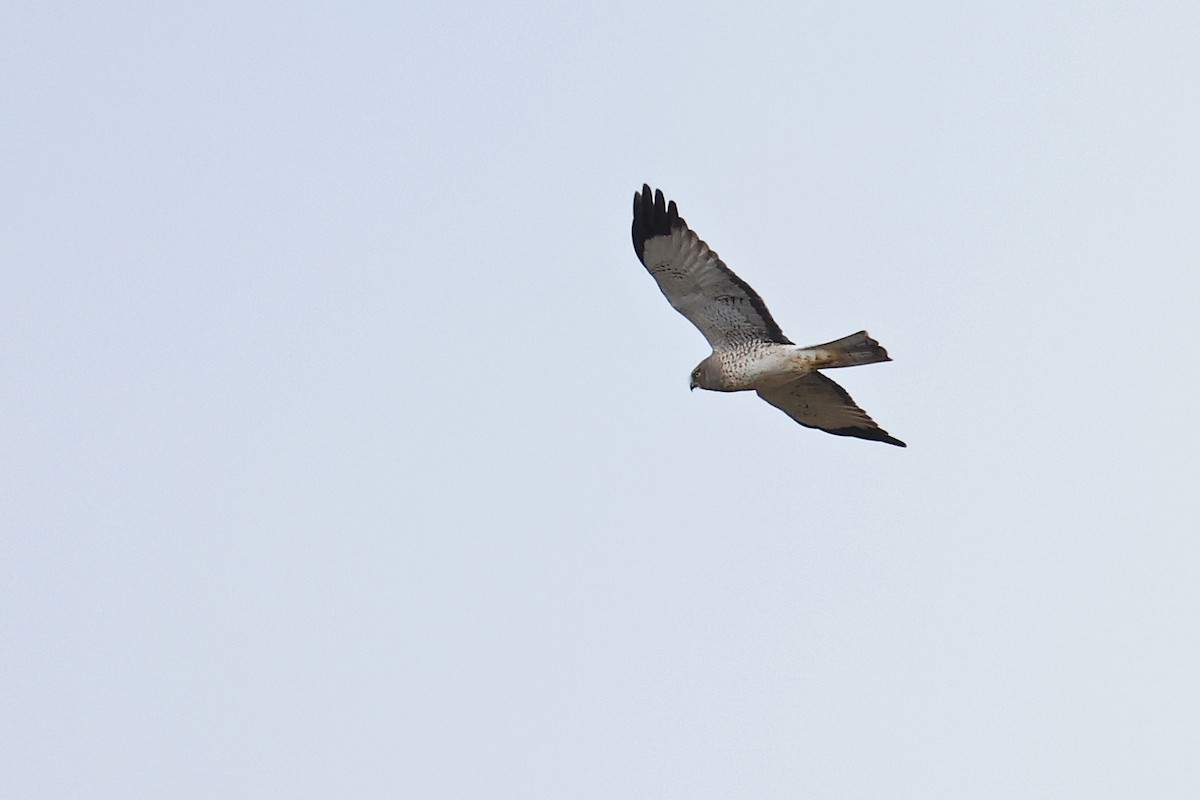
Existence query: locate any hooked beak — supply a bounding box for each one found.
[689,379,697,392]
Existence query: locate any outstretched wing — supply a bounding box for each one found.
[757,373,906,447]
[632,185,790,349]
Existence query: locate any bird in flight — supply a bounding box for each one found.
[631,185,905,447]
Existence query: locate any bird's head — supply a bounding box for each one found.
[689,358,717,391]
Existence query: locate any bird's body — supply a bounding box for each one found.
[631,185,905,447]
[693,333,883,391]
[694,343,818,391]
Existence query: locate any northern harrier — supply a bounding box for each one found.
[631,185,905,447]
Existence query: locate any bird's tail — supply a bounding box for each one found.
[814,330,892,368]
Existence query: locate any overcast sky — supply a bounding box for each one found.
[3,2,1199,798]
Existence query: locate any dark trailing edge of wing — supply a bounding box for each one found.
[772,373,906,446]
[806,375,906,447]
[631,184,791,345]
[822,426,906,447]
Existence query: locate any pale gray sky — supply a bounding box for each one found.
[3,2,1199,797]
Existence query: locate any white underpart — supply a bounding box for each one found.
[717,343,831,391]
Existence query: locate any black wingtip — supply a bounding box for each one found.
[631,184,682,263]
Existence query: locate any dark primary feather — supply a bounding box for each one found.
[631,185,679,262]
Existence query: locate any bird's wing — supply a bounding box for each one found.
[632,185,791,349]
[757,372,905,447]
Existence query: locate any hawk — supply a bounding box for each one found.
[632,185,905,447]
